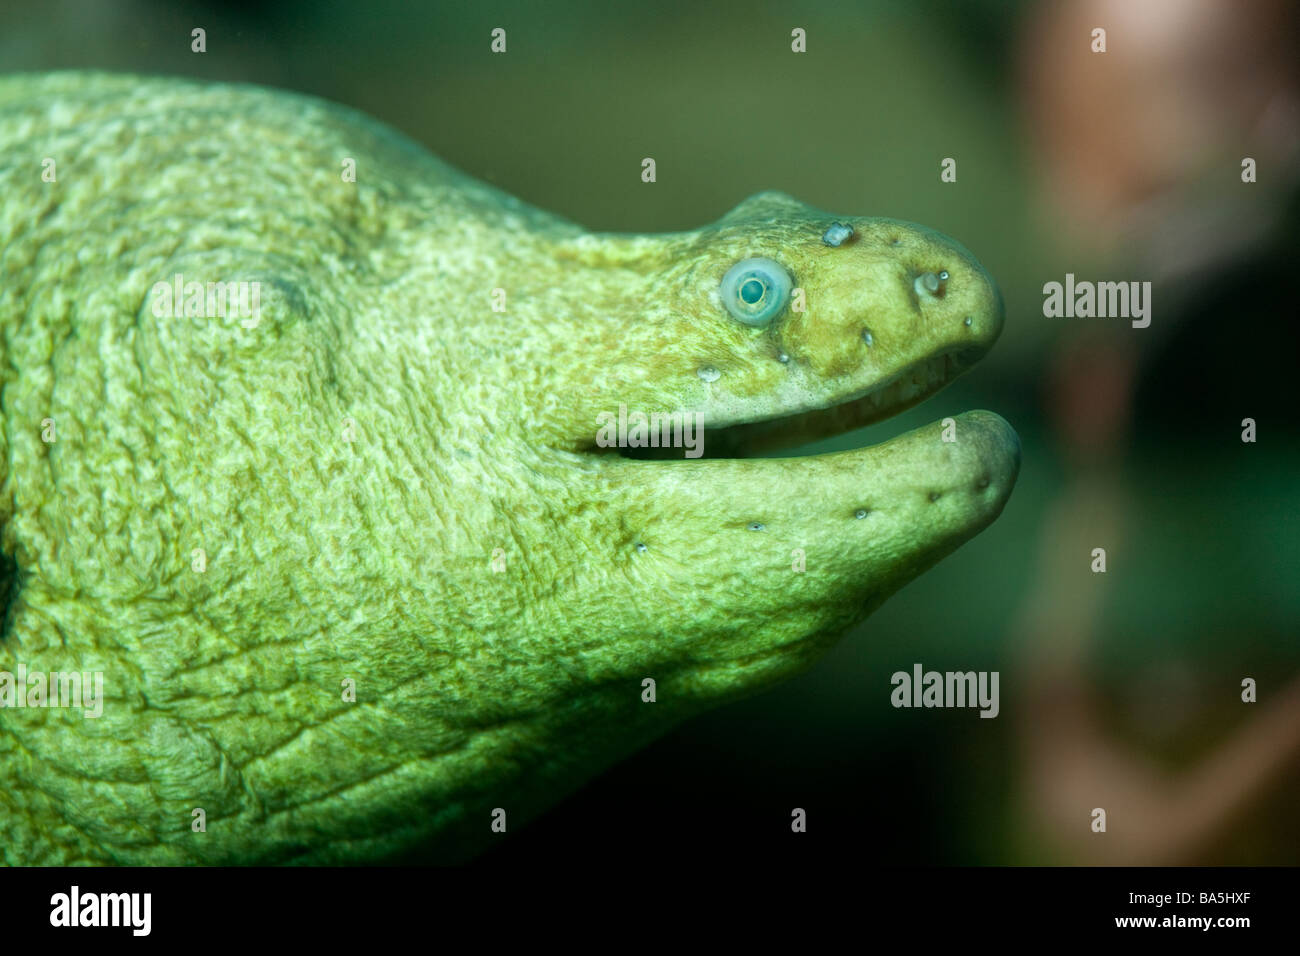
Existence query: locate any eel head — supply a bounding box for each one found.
[517,190,1020,700]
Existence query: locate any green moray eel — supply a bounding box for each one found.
[0,72,1018,864]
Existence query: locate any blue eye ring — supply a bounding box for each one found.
[720,257,792,326]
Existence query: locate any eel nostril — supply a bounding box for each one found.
[916,273,940,295]
[914,271,948,298]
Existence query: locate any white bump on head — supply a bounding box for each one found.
[914,272,941,296]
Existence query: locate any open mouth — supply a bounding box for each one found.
[621,344,984,461]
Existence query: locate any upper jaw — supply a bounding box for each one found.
[540,216,1007,461]
[670,240,1006,458]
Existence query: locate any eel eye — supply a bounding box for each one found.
[720,257,792,326]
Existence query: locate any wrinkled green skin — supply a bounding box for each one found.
[0,73,1018,864]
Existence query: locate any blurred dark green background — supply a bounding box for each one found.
[5,0,1295,864]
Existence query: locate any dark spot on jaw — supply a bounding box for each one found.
[747,522,766,532]
[976,476,990,490]
[928,491,942,503]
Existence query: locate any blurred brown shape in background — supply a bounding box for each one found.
[1021,0,1300,282]
[1014,0,1300,864]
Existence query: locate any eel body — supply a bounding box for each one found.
[0,72,1018,864]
